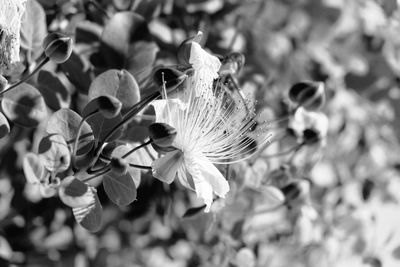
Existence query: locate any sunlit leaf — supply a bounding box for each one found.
[38,134,71,172]
[46,108,94,155]
[126,41,159,87]
[103,172,137,207]
[1,83,48,128]
[73,189,102,232]
[59,176,94,208]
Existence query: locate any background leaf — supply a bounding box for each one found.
[37,70,71,110]
[1,83,48,128]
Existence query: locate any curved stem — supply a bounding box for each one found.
[122,140,152,159]
[97,91,161,150]
[0,57,50,96]
[129,163,152,170]
[82,167,111,183]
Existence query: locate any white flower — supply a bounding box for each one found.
[0,0,26,70]
[151,78,270,212]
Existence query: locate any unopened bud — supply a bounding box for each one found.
[148,123,177,147]
[177,31,203,66]
[289,81,325,110]
[153,67,187,93]
[110,157,129,175]
[281,180,310,206]
[96,95,122,119]
[43,32,73,63]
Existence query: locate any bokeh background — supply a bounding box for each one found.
[1,0,400,266]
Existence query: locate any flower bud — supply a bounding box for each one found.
[148,123,177,147]
[0,75,8,92]
[43,32,73,63]
[177,31,203,66]
[281,180,310,206]
[153,67,188,93]
[96,95,122,119]
[110,157,129,175]
[289,81,325,110]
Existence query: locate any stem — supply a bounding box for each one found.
[86,163,110,175]
[97,91,161,149]
[72,109,99,158]
[82,167,111,183]
[129,163,152,170]
[0,57,50,96]
[88,0,111,19]
[122,140,152,159]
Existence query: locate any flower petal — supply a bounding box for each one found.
[195,156,230,198]
[152,150,184,184]
[152,99,185,125]
[185,155,230,212]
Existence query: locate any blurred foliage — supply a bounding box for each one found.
[1,0,400,266]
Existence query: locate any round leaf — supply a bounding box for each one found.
[59,176,94,208]
[88,69,140,113]
[103,172,137,207]
[0,112,10,139]
[126,41,159,87]
[38,134,71,172]
[73,188,102,232]
[1,83,48,127]
[46,108,94,155]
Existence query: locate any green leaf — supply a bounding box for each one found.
[88,69,140,113]
[0,112,10,139]
[111,145,141,186]
[59,176,94,208]
[73,189,102,232]
[38,134,71,172]
[1,83,48,128]
[100,12,151,68]
[126,41,159,88]
[46,108,94,155]
[82,99,123,142]
[60,52,93,94]
[20,0,47,63]
[103,172,137,207]
[37,70,71,110]
[22,152,45,184]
